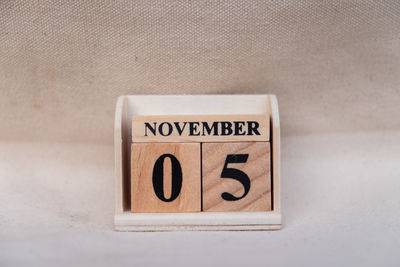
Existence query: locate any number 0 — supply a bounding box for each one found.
[152,154,182,202]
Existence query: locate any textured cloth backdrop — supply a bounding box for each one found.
[1,0,399,143]
[1,2,400,266]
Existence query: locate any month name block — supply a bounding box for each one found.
[132,114,270,143]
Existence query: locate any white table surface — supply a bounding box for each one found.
[1,131,399,266]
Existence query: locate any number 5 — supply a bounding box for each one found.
[220,154,251,201]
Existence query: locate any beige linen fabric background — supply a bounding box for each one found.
[1,1,400,266]
[1,0,400,143]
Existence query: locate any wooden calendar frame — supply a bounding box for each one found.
[114,95,281,231]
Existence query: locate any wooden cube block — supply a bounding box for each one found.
[131,143,201,212]
[202,142,271,212]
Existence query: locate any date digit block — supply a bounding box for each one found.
[131,143,201,212]
[202,142,271,212]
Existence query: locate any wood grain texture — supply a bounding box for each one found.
[131,143,201,213]
[202,142,271,212]
[132,114,269,143]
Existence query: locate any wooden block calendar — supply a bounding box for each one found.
[115,95,281,231]
[131,115,271,213]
